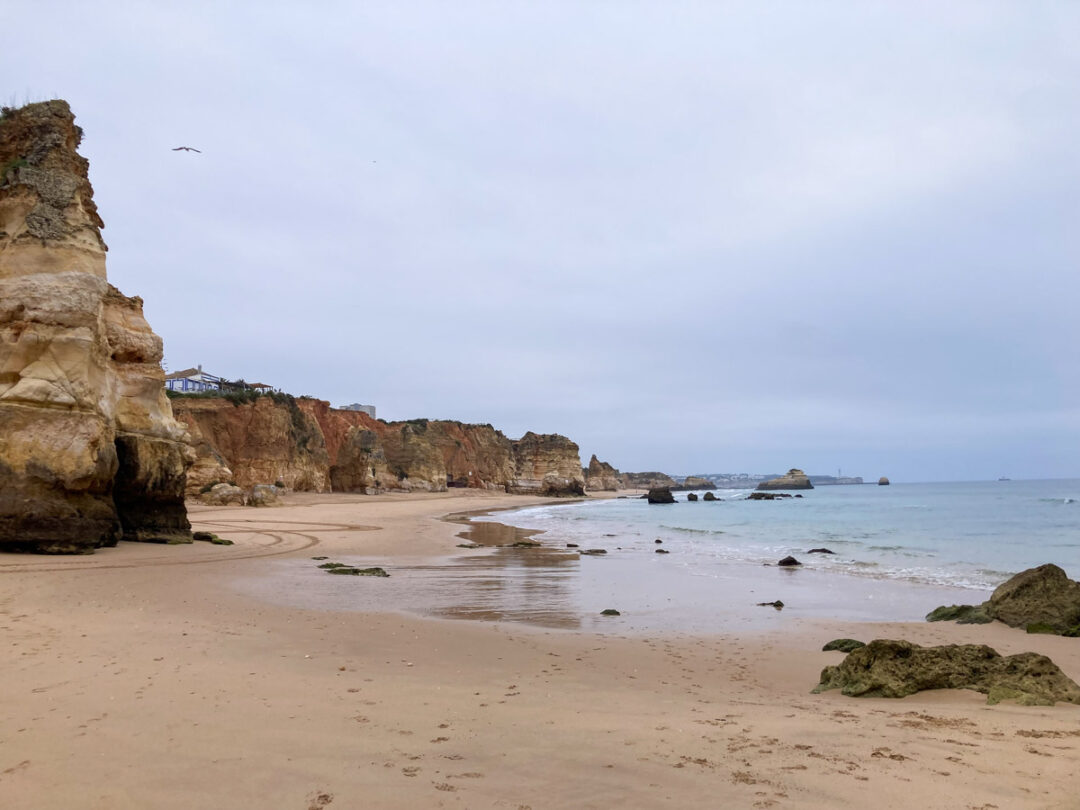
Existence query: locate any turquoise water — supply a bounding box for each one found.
[482,480,1080,592]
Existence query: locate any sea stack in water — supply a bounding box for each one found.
[646,486,675,504]
[878,476,890,486]
[756,469,813,491]
[0,100,193,552]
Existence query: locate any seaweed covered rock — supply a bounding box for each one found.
[927,564,1080,635]
[813,639,1080,706]
[822,639,866,653]
[986,564,1080,634]
[925,604,992,624]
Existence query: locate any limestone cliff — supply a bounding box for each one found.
[171,396,585,497]
[584,454,620,491]
[618,471,677,490]
[0,101,192,552]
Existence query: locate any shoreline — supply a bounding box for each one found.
[2,489,1079,808]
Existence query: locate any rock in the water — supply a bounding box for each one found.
[600,608,620,616]
[646,487,675,504]
[326,566,390,577]
[686,492,699,501]
[756,469,813,491]
[654,538,663,544]
[927,564,1080,635]
[757,600,784,609]
[201,483,247,506]
[702,491,718,501]
[655,548,669,554]
[0,101,193,553]
[813,639,1080,705]
[807,547,835,554]
[822,638,865,653]
[878,477,890,485]
[566,543,579,548]
[579,548,607,555]
[249,483,280,507]
[777,556,801,566]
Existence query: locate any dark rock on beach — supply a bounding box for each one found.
[703,491,718,501]
[927,564,1080,635]
[757,600,784,609]
[813,639,1080,705]
[686,492,698,501]
[777,556,801,566]
[600,609,621,616]
[807,548,835,554]
[655,548,669,554]
[580,548,607,555]
[822,638,866,653]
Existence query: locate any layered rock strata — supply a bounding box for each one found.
[171,396,585,497]
[756,468,813,491]
[0,101,192,552]
[584,454,620,492]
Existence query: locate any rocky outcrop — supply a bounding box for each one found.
[813,639,1080,706]
[619,471,677,490]
[584,454,620,492]
[878,476,890,486]
[510,432,586,496]
[757,468,813,491]
[172,396,585,496]
[646,487,675,504]
[0,101,192,552]
[927,564,1080,636]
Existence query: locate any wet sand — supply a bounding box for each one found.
[2,489,1079,809]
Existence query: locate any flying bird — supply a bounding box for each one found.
[171,146,201,153]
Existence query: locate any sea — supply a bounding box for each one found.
[482,479,1080,593]
[242,479,1080,633]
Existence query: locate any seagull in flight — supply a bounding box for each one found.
[172,146,202,153]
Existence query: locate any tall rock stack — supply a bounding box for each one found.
[0,100,193,552]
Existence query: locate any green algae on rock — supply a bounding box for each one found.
[813,639,1080,706]
[927,564,1080,635]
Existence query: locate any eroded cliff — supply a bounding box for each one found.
[0,101,192,552]
[584,454,620,491]
[171,396,585,497]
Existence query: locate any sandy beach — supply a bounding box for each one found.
[3,490,1079,809]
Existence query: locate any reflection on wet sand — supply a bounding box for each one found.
[433,518,584,628]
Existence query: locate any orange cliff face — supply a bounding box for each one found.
[171,396,586,497]
[0,101,193,552]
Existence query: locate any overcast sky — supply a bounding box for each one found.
[5,2,1078,482]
